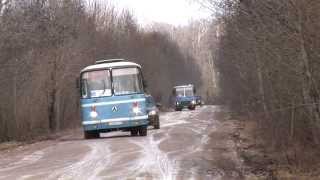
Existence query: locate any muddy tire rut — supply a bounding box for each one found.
[0,106,244,180]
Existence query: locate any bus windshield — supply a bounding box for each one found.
[184,87,194,96]
[113,67,143,95]
[81,70,112,98]
[175,87,194,97]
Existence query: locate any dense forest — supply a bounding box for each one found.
[204,0,320,169]
[0,0,201,142]
[147,21,218,103]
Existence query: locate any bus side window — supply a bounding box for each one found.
[81,79,88,98]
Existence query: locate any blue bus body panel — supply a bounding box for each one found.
[81,93,148,131]
[176,96,195,102]
[145,96,156,112]
[176,96,196,102]
[176,96,196,107]
[195,96,201,101]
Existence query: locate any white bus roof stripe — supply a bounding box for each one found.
[81,61,141,72]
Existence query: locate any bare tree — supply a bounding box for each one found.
[202,0,320,171]
[0,0,202,141]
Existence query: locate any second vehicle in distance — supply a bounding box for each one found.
[171,84,197,111]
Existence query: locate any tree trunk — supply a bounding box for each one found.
[297,4,320,144]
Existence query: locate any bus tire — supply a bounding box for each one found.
[84,131,99,139]
[154,116,160,129]
[139,126,147,136]
[189,106,196,110]
[130,128,139,136]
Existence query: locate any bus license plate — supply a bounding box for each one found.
[109,122,123,126]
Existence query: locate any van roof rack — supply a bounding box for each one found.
[95,59,125,64]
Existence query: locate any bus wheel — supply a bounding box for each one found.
[188,106,196,110]
[154,116,160,129]
[139,126,147,136]
[130,128,139,136]
[84,131,100,139]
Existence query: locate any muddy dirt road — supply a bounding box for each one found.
[0,106,243,180]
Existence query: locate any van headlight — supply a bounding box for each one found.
[176,101,180,105]
[148,110,157,116]
[191,100,196,104]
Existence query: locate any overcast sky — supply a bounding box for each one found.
[106,0,212,26]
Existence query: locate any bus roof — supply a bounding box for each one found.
[81,61,141,73]
[174,84,194,89]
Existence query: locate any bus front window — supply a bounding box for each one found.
[176,88,184,97]
[175,87,194,97]
[81,70,111,98]
[113,68,143,95]
[184,87,194,96]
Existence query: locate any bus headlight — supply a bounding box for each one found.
[148,110,157,116]
[133,107,141,114]
[132,102,142,115]
[90,111,98,118]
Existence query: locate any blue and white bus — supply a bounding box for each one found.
[79,59,149,139]
[171,84,197,111]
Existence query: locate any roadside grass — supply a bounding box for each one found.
[233,115,320,180]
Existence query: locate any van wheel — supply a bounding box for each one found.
[84,131,100,139]
[130,128,139,136]
[139,126,147,136]
[154,116,160,129]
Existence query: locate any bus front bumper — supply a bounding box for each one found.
[82,116,149,131]
[176,101,196,108]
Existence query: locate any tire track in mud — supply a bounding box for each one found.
[0,150,44,173]
[128,135,174,180]
[0,150,46,180]
[0,106,234,180]
[119,107,207,180]
[47,141,111,180]
[165,106,225,180]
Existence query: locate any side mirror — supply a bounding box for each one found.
[172,89,176,95]
[156,103,162,108]
[143,80,148,89]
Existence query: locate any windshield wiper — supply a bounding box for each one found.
[102,80,106,96]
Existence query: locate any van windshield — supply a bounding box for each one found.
[113,67,143,95]
[81,70,112,98]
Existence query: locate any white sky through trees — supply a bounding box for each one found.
[97,0,211,26]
